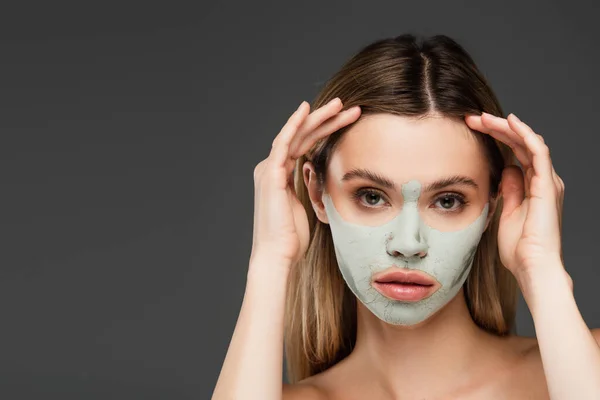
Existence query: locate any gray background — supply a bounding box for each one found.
[0,0,597,398]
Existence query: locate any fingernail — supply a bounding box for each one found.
[511,113,521,122]
[329,97,341,106]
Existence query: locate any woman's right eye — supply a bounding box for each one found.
[352,188,388,208]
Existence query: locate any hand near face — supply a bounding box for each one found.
[250,98,361,269]
[464,113,567,284]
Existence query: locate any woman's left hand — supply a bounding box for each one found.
[464,112,568,286]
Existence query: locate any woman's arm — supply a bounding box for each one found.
[464,112,600,398]
[210,101,305,400]
[518,263,600,400]
[211,99,359,399]
[211,255,291,400]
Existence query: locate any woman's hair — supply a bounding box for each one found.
[284,33,519,383]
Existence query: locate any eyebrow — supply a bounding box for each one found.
[340,168,479,192]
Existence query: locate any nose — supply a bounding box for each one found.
[385,213,428,259]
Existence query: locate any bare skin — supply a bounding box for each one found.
[285,305,549,399]
[284,113,552,399]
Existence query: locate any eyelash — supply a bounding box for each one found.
[351,188,469,214]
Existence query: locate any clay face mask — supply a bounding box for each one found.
[322,179,489,326]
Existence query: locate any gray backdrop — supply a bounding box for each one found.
[0,0,597,398]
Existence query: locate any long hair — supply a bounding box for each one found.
[284,33,518,383]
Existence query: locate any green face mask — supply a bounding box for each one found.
[322,179,489,326]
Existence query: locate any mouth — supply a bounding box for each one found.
[371,267,440,302]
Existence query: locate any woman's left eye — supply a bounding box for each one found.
[433,194,467,212]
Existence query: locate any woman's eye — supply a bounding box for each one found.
[434,194,466,212]
[364,193,383,206]
[353,189,386,207]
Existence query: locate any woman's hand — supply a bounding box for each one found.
[464,112,568,286]
[250,98,361,269]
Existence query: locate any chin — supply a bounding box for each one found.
[356,290,461,328]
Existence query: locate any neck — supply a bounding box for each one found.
[347,288,509,397]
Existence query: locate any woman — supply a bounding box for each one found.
[212,34,600,399]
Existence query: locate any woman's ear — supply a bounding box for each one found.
[303,161,329,224]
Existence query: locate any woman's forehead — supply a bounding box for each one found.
[328,113,488,184]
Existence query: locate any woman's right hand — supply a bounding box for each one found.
[212,99,361,400]
[250,98,361,269]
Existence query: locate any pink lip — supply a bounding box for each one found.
[373,282,437,301]
[371,267,440,302]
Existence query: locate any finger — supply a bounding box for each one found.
[269,101,310,166]
[479,113,524,144]
[465,114,520,148]
[289,97,344,156]
[286,157,296,190]
[270,102,303,149]
[479,113,533,170]
[537,134,545,144]
[500,166,525,218]
[465,114,532,170]
[506,114,555,193]
[292,106,362,159]
[286,106,360,194]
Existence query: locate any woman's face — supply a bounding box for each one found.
[324,113,492,231]
[310,113,496,326]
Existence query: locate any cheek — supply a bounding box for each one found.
[430,243,479,287]
[420,201,488,232]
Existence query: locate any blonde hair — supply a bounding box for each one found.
[284,33,519,383]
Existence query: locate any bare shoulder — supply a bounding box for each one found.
[282,381,328,400]
[509,333,539,356]
[497,334,549,399]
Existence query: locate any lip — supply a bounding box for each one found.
[372,267,440,302]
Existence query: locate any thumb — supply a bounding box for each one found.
[500,166,525,218]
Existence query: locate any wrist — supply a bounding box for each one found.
[515,260,572,308]
[247,253,293,284]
